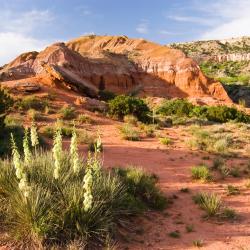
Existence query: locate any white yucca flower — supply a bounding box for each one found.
[70,130,81,173]
[23,128,32,165]
[11,134,30,197]
[30,122,39,148]
[52,128,63,179]
[18,175,31,198]
[95,135,102,153]
[83,166,93,211]
[11,133,23,179]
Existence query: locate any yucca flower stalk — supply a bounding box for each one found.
[11,133,23,179]
[70,129,81,173]
[83,165,93,212]
[18,174,31,198]
[30,121,39,148]
[11,133,30,197]
[52,128,63,179]
[23,128,32,165]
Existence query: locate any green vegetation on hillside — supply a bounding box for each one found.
[156,99,250,123]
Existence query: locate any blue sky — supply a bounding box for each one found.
[1,0,250,64]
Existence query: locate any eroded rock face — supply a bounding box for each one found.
[0,35,231,103]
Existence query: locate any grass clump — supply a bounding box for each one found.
[186,224,194,233]
[119,124,140,141]
[159,137,172,145]
[113,167,168,210]
[193,192,237,220]
[59,106,77,120]
[193,239,204,247]
[27,108,42,121]
[226,185,240,195]
[168,230,180,238]
[77,114,93,124]
[0,131,165,248]
[124,115,138,126]
[191,165,212,182]
[193,192,221,217]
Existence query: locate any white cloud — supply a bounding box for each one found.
[0,9,53,65]
[0,32,50,65]
[198,0,250,40]
[167,15,216,26]
[136,20,149,34]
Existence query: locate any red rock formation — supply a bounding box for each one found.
[0,35,231,103]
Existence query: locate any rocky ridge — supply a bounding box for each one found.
[0,35,231,103]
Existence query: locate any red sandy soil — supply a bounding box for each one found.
[1,88,250,250]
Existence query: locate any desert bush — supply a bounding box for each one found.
[16,96,47,111]
[40,125,74,138]
[124,115,138,125]
[191,165,212,182]
[99,90,116,101]
[4,114,23,127]
[59,106,77,120]
[0,132,166,248]
[157,99,194,117]
[77,114,93,124]
[119,124,140,141]
[27,109,42,121]
[0,88,13,128]
[108,95,151,123]
[187,126,233,154]
[139,124,157,137]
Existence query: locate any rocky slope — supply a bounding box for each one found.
[0,35,231,103]
[170,37,250,106]
[170,36,250,63]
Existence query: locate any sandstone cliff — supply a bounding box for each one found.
[0,35,231,103]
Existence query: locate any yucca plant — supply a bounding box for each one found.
[0,132,166,248]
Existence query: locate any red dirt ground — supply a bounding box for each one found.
[1,88,250,250]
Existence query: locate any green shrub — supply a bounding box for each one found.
[193,192,221,217]
[191,165,212,182]
[0,88,13,128]
[157,98,250,123]
[108,95,151,123]
[59,106,76,120]
[157,99,194,117]
[119,124,140,141]
[16,96,47,111]
[99,90,116,101]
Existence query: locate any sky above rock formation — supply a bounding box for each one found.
[1,0,250,65]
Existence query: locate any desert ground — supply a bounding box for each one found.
[1,85,249,250]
